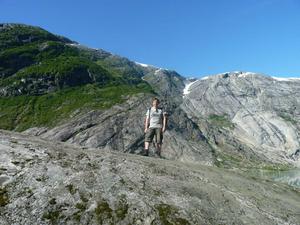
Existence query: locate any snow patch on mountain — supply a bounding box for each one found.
[183,79,198,96]
[238,72,255,77]
[155,68,163,75]
[272,77,300,82]
[135,62,150,67]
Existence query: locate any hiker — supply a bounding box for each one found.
[142,97,167,157]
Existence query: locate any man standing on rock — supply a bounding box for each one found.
[142,97,167,157]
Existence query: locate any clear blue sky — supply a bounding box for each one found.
[1,0,300,78]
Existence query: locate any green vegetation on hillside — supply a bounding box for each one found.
[215,150,294,171]
[0,82,153,131]
[0,24,69,50]
[278,113,297,124]
[0,56,112,90]
[0,40,79,78]
[0,23,155,131]
[0,24,148,95]
[208,114,235,129]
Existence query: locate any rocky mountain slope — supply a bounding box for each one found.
[181,71,300,167]
[1,129,300,225]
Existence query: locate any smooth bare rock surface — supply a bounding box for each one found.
[181,72,300,166]
[1,129,300,225]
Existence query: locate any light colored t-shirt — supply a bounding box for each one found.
[145,107,167,128]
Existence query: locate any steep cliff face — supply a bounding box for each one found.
[181,71,300,167]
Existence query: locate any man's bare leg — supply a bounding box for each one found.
[145,141,150,150]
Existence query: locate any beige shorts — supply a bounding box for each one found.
[145,127,163,144]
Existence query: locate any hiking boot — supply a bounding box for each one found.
[141,149,149,156]
[155,150,161,157]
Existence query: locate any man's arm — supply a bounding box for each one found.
[162,112,167,131]
[144,109,150,132]
[144,116,149,130]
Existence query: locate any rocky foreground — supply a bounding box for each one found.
[1,129,300,225]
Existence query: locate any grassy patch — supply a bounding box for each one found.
[42,210,60,223]
[0,187,9,207]
[66,184,77,195]
[208,114,235,129]
[214,151,244,168]
[75,202,87,210]
[278,113,297,124]
[155,203,191,225]
[94,195,129,224]
[256,163,294,171]
[73,201,88,222]
[215,151,294,171]
[95,199,113,223]
[115,194,129,220]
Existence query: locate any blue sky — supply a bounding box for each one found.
[1,0,300,78]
